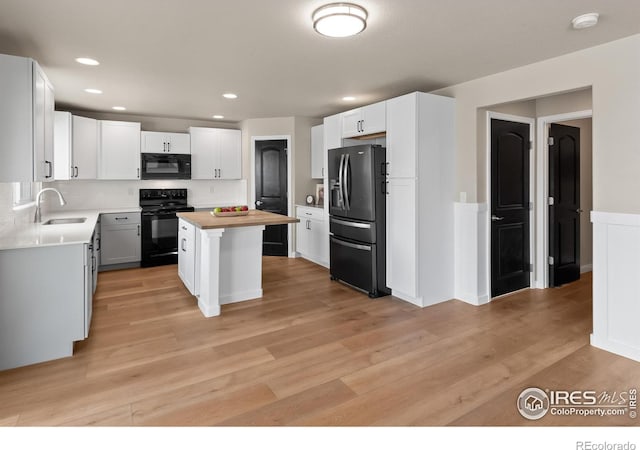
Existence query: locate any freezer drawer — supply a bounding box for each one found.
[330,216,376,243]
[330,236,383,297]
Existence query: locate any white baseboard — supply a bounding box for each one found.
[591,334,640,363]
[580,263,593,273]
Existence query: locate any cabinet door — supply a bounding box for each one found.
[72,115,98,179]
[386,93,417,178]
[217,129,241,179]
[32,64,47,182]
[99,121,141,180]
[100,223,141,264]
[386,178,417,298]
[296,220,310,257]
[361,101,386,135]
[141,131,168,153]
[190,127,217,180]
[84,243,93,338]
[324,114,342,152]
[341,108,361,138]
[43,78,55,182]
[311,124,324,179]
[308,218,328,265]
[54,111,72,180]
[167,133,191,154]
[178,219,196,294]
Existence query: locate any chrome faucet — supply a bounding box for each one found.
[34,188,67,223]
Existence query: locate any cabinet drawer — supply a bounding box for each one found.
[296,206,324,221]
[101,212,141,227]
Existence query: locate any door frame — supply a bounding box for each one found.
[535,110,592,288]
[250,135,294,257]
[485,111,536,299]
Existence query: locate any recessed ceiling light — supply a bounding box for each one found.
[342,96,356,101]
[313,3,368,37]
[572,12,599,29]
[75,57,100,66]
[223,93,238,99]
[84,88,102,94]
[213,115,225,119]
[112,106,126,111]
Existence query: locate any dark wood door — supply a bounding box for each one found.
[549,123,581,286]
[255,139,288,256]
[491,119,531,297]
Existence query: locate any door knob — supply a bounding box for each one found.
[491,215,504,221]
[256,200,263,206]
[576,209,584,213]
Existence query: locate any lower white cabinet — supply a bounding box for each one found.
[100,212,141,266]
[178,218,198,295]
[296,206,329,267]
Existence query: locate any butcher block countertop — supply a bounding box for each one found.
[177,209,299,229]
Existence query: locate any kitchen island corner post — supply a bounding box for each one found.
[198,228,224,317]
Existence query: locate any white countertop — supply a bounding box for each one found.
[0,207,141,251]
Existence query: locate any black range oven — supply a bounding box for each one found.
[140,189,194,267]
[141,153,191,180]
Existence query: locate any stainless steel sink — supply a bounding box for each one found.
[43,217,87,225]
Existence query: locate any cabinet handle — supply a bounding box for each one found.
[219,168,222,178]
[45,160,52,178]
[385,161,390,176]
[96,237,101,251]
[181,238,187,252]
[115,217,128,221]
[137,168,140,178]
[181,226,187,231]
[75,166,79,178]
[386,181,389,195]
[137,224,141,236]
[167,142,171,152]
[381,181,386,195]
[322,167,324,177]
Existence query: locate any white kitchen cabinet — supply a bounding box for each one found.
[189,127,241,180]
[385,92,455,307]
[0,54,55,182]
[311,124,324,179]
[341,101,386,138]
[54,112,98,180]
[178,218,198,295]
[296,206,329,267]
[98,120,141,180]
[141,131,191,154]
[0,244,87,370]
[100,212,141,266]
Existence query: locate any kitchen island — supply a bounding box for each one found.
[176,210,299,317]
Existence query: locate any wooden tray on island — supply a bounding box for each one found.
[211,210,250,217]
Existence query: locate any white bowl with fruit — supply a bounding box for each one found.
[211,205,250,217]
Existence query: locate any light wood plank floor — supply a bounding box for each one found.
[0,257,638,426]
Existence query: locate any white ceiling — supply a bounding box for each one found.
[0,0,639,123]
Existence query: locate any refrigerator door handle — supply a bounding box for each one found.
[331,236,371,252]
[338,154,345,209]
[343,154,351,211]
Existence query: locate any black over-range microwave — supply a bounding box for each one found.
[141,153,191,180]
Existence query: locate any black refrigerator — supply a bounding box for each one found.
[328,144,390,298]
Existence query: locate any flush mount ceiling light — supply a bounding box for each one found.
[313,3,368,37]
[572,12,599,29]
[223,93,238,99]
[213,115,225,119]
[342,96,356,101]
[75,57,100,66]
[84,88,102,94]
[112,106,126,111]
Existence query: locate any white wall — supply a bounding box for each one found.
[434,34,640,213]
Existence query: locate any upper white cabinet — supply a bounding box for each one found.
[189,127,241,180]
[98,120,141,180]
[54,112,98,180]
[385,92,455,308]
[141,131,190,154]
[341,101,386,138]
[311,124,324,179]
[0,54,55,182]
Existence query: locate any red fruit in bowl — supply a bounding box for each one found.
[241,205,249,211]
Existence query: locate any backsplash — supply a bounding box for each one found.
[45,179,248,212]
[0,182,39,231]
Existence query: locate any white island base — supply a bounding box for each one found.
[177,210,299,317]
[196,225,265,317]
